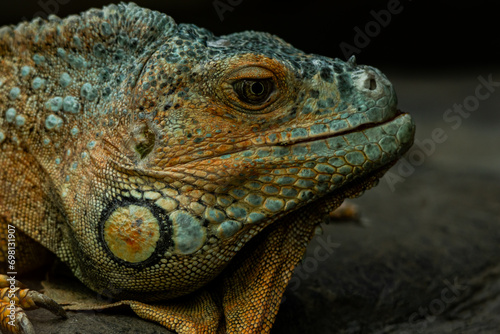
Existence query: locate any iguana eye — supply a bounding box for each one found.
[220,65,283,113]
[232,79,274,105]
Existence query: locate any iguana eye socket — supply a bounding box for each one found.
[232,79,275,105]
[221,65,282,113]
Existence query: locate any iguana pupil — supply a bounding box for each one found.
[233,79,273,104]
[250,81,264,95]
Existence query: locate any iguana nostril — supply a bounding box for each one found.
[365,78,377,91]
[370,78,377,90]
[353,69,385,94]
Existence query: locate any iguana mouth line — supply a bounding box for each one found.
[281,109,406,146]
[176,109,406,166]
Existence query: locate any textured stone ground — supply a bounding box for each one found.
[22,69,500,333]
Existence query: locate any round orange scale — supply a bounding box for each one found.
[103,205,160,263]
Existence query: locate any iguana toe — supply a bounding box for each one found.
[0,275,66,334]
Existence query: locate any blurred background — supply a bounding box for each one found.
[1,1,499,333]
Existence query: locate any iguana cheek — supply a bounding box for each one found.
[169,211,207,255]
[103,205,161,263]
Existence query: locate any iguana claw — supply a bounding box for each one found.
[28,291,67,319]
[13,309,35,334]
[0,275,67,334]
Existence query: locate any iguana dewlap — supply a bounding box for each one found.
[0,3,415,333]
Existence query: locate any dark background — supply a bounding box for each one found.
[0,0,498,70]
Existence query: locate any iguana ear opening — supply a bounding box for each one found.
[130,122,156,159]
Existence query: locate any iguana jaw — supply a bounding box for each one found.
[283,108,407,146]
[150,108,411,169]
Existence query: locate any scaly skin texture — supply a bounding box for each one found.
[0,3,415,333]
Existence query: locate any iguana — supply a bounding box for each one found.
[0,3,415,333]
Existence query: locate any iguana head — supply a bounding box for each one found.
[66,17,414,299]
